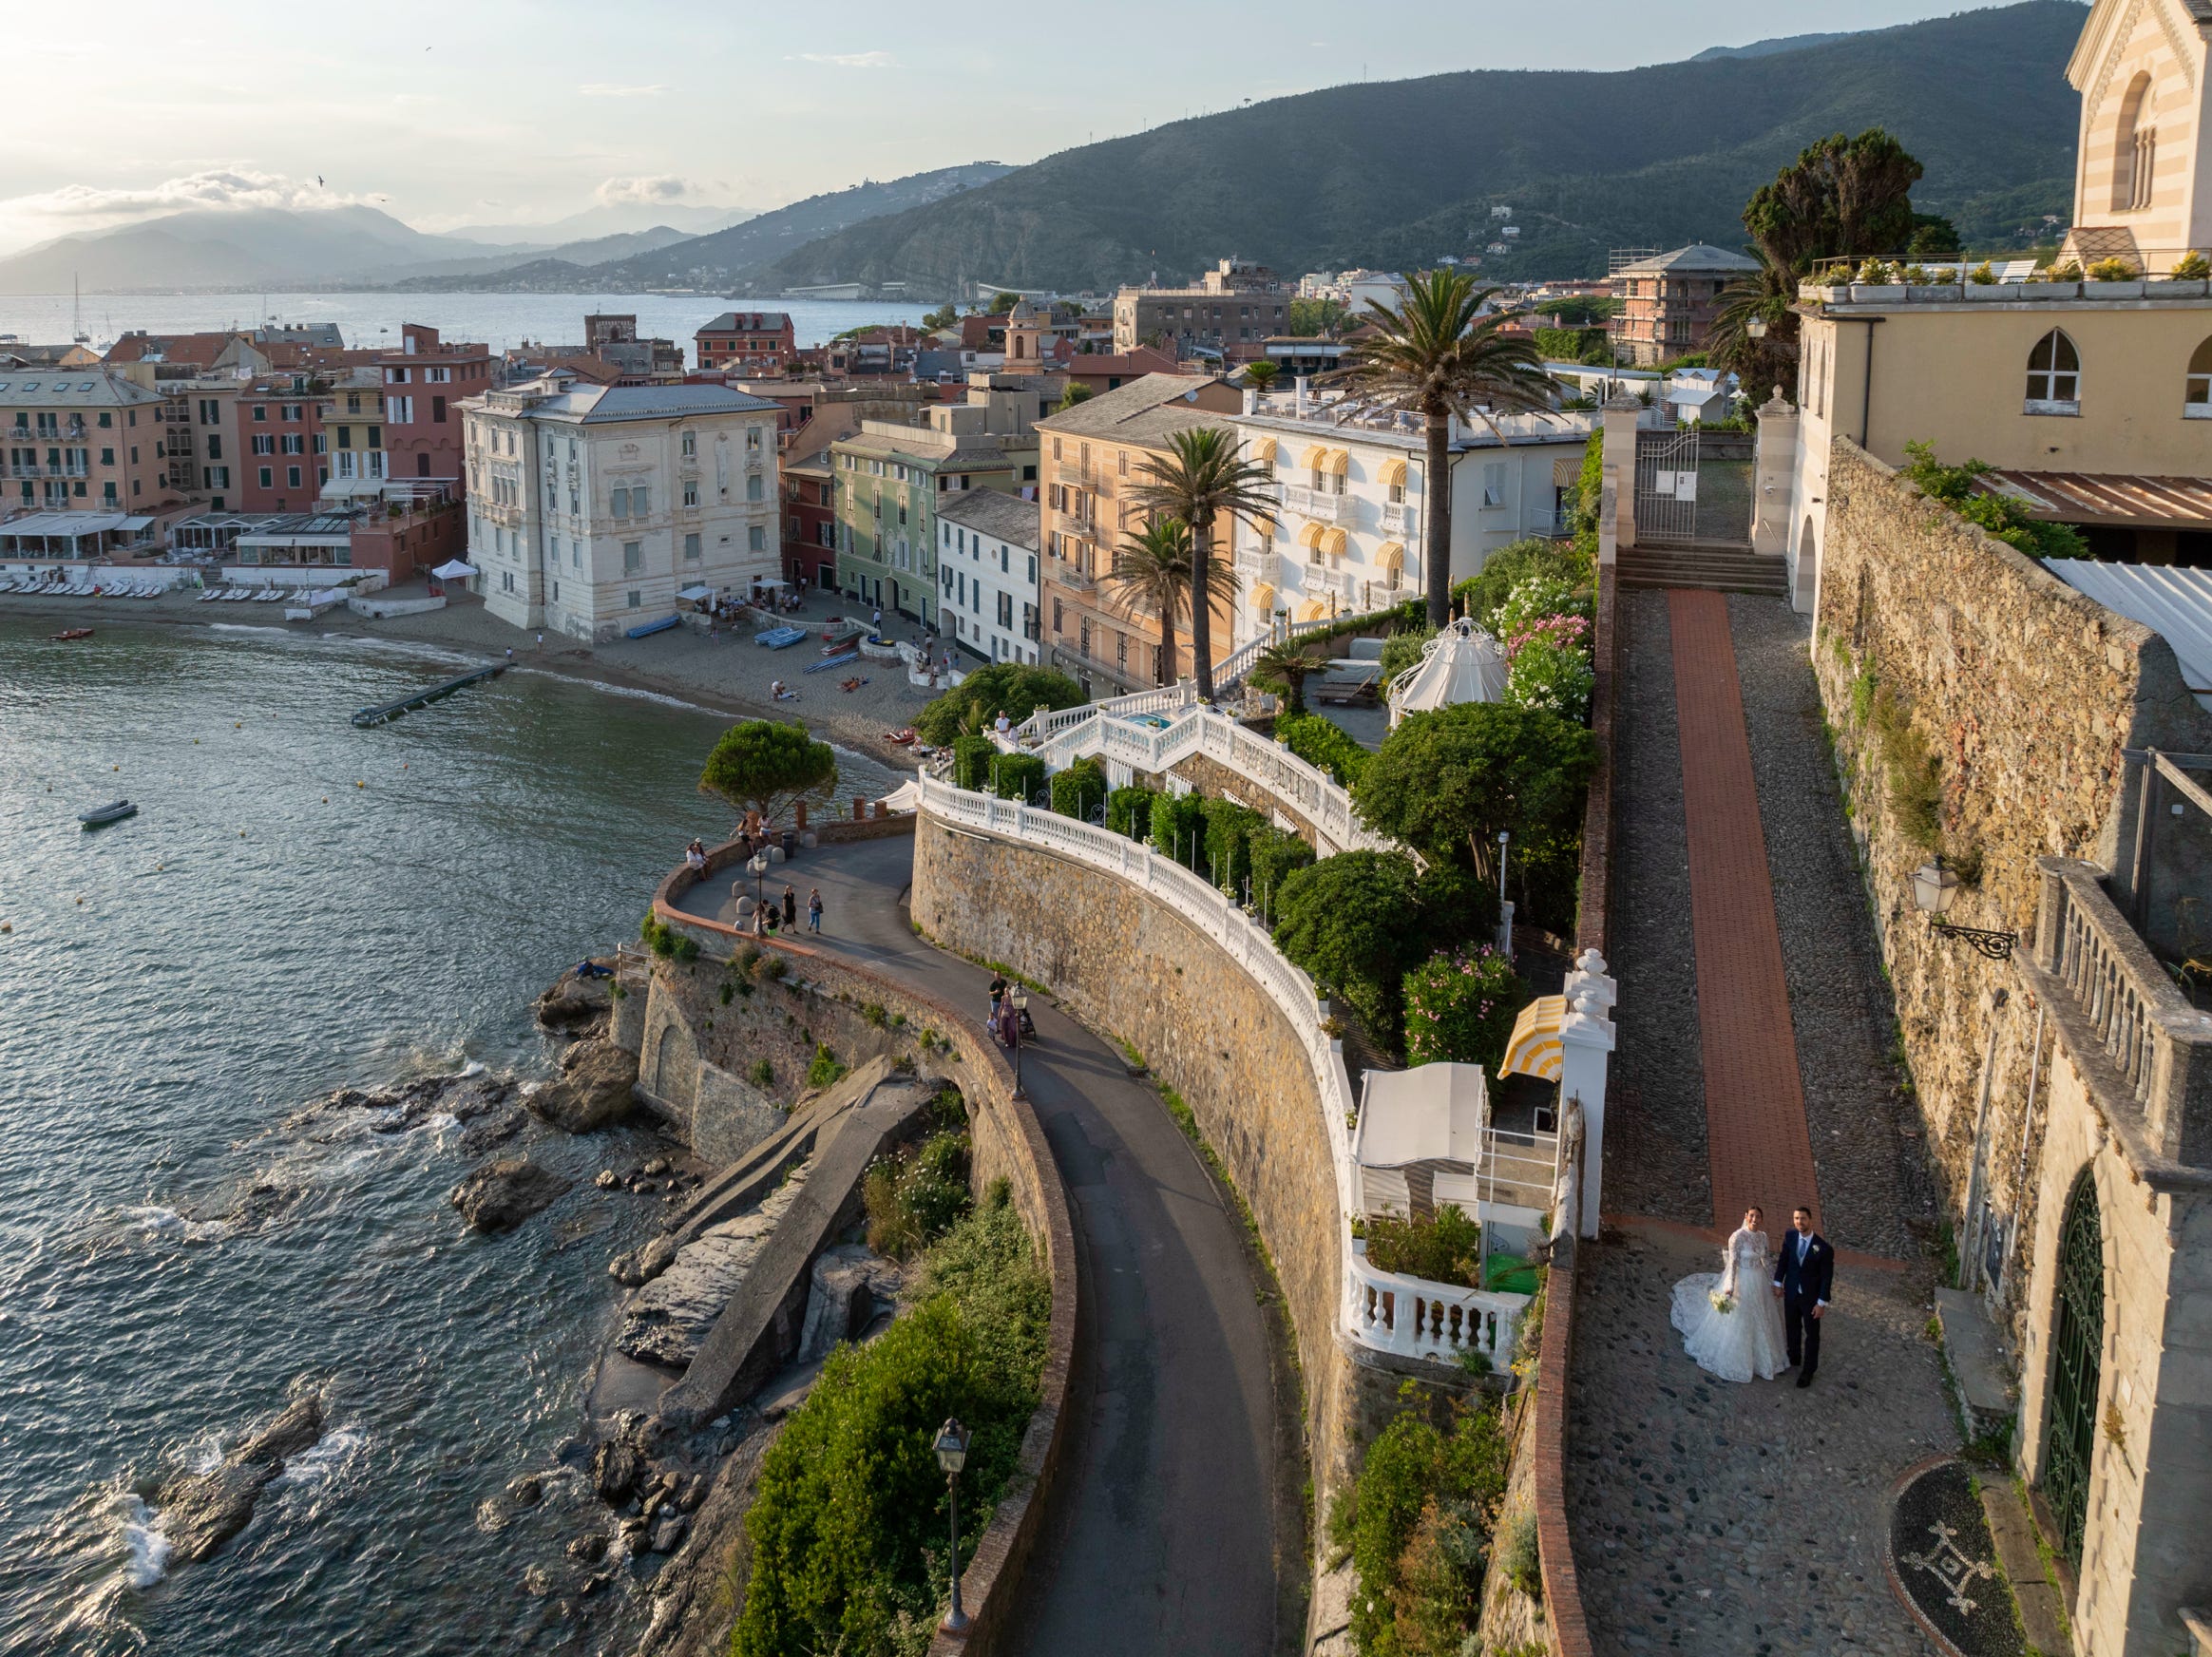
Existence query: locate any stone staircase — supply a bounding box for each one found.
[1616,542,1789,597]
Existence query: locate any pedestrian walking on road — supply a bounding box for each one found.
[781,885,797,928]
[536,631,543,649]
[808,887,823,932]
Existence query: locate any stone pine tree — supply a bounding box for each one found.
[1131,428,1277,700]
[698,719,839,829]
[1331,270,1554,629]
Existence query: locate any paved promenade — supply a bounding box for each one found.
[673,836,1296,1655]
[1568,592,1955,1657]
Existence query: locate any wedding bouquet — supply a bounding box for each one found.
[1708,1289,1737,1316]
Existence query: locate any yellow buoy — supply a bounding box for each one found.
[235,722,241,729]
[112,765,119,771]
[1,923,12,934]
[355,781,365,789]
[239,829,246,837]
[75,897,83,905]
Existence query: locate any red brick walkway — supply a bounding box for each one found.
[1667,590,1823,1231]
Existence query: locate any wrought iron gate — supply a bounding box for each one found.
[1634,427,1700,544]
[2044,1171,2104,1563]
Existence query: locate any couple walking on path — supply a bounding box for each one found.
[1668,1205,1834,1387]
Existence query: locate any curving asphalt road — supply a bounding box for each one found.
[676,834,1297,1654]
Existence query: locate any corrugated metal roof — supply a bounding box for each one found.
[1610,243,1761,276]
[2043,560,2212,706]
[1981,469,2212,528]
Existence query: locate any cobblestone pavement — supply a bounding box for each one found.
[1727,598,1937,1262]
[1567,1222,1957,1657]
[1605,590,1712,1228]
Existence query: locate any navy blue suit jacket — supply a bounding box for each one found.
[1772,1229,1833,1305]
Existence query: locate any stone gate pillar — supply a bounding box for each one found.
[1752,389,1799,558]
[1559,949,1619,1238]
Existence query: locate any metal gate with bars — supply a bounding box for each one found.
[1634,427,1700,544]
[1634,427,1755,548]
[2044,1170,2105,1563]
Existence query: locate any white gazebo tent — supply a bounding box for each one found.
[1385,618,1509,727]
[430,559,478,585]
[1352,1061,1491,1220]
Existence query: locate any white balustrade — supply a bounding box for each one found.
[1344,1245,1522,1367]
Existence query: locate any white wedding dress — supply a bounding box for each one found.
[1669,1225,1790,1382]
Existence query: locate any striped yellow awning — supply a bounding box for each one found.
[1501,996,1567,1081]
[1378,457,1409,488]
[1249,436,1279,464]
[1374,540,1405,572]
[1553,456,1582,487]
[1295,598,1329,622]
[1298,520,1328,550]
[1300,444,1332,471]
[1253,514,1277,541]
[1249,581,1277,613]
[1319,448,1350,478]
[1317,526,1348,557]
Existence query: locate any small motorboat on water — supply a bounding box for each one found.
[52,627,92,641]
[79,800,137,828]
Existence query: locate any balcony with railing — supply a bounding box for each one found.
[1282,483,1350,524]
[1045,554,1096,592]
[2025,857,2212,1168]
[1382,500,1415,536]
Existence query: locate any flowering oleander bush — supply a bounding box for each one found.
[1490,574,1590,645]
[1499,610,1590,662]
[1502,634,1596,723]
[1402,945,1529,1073]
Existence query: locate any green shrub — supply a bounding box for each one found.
[1272,850,1428,1051]
[1502,635,1594,724]
[913,662,1085,747]
[807,1044,849,1089]
[952,734,995,792]
[862,1001,888,1027]
[989,752,1048,804]
[734,1202,1050,1657]
[1356,702,1596,880]
[1106,784,1156,839]
[1202,796,1268,896]
[1328,1398,1511,1657]
[748,1057,775,1089]
[864,1131,973,1258]
[672,933,700,964]
[2172,249,2211,279]
[1050,757,1107,821]
[1402,946,1528,1072]
[1248,826,1317,914]
[1450,539,1588,633]
[1379,626,1434,685]
[1275,710,1372,788]
[1363,1203,1482,1286]
[1901,438,2088,559]
[1499,1509,1541,1597]
[639,912,676,957]
[1147,790,1209,868]
[1491,573,1591,639]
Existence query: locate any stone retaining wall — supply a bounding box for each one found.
[649,853,1077,1657]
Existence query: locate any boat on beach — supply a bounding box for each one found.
[79,800,137,828]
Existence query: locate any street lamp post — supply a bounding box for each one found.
[1009,986,1030,1101]
[934,1418,972,1635]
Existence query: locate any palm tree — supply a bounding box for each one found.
[1331,270,1556,628]
[1132,427,1278,699]
[1707,246,1799,404]
[1244,360,1282,392]
[1102,516,1195,685]
[1248,639,1322,715]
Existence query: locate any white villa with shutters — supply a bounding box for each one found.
[1227,389,1597,651]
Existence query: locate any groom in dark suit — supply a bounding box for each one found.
[1771,1204,1833,1388]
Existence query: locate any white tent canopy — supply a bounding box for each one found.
[430,560,479,581]
[677,584,715,602]
[1354,1062,1490,1170]
[1386,619,1509,727]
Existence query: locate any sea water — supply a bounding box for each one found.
[0,616,896,1654]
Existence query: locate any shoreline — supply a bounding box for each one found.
[0,587,931,774]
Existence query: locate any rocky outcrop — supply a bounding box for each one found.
[156,1395,325,1565]
[450,1158,572,1233]
[615,1171,810,1370]
[529,1039,639,1133]
[290,1070,518,1136]
[609,1233,679,1287]
[795,1244,902,1364]
[537,966,615,1034]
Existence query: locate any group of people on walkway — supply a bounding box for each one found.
[732,878,824,938]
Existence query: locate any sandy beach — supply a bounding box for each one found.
[0,579,946,772]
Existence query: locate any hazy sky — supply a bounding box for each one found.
[0,0,2014,252]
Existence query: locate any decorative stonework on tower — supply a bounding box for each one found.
[2064,0,2212,270]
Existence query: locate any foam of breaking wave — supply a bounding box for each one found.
[124,1205,231,1245]
[116,1494,170,1589]
[276,1423,365,1487]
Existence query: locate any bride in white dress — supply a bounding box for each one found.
[1669,1208,1790,1382]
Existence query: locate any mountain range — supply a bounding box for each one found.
[748,0,2083,294]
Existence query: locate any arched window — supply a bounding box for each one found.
[2187,338,2212,416]
[2044,1169,2105,1564]
[2113,72,2157,213]
[2027,330,2081,409]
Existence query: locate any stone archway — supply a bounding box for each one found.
[2043,1167,2105,1564]
[1795,515,1819,613]
[651,1015,699,1112]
